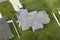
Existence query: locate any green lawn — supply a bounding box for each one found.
[0,1,16,19]
[20,0,60,40]
[0,0,60,40]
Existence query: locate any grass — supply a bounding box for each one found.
[0,1,20,40]
[46,0,60,22]
[0,1,16,19]
[0,0,60,40]
[20,0,60,40]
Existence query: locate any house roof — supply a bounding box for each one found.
[16,9,50,32]
[0,0,7,2]
[0,18,13,40]
[36,11,50,24]
[32,22,43,32]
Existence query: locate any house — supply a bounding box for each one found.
[0,18,13,40]
[16,9,50,32]
[0,0,7,2]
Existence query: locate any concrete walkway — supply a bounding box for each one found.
[53,13,60,26]
[7,20,20,38]
[0,13,2,18]
[58,11,60,15]
[9,0,23,11]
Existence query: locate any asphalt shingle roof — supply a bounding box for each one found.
[0,0,7,2]
[0,18,13,40]
[17,9,50,32]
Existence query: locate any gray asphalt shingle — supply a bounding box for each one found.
[17,9,50,32]
[0,18,13,40]
[0,0,7,2]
